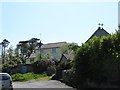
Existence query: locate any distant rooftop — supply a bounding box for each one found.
[41,42,67,49]
[86,24,109,42]
[63,53,74,60]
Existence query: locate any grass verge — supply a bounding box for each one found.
[11,72,52,82]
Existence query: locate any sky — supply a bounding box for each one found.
[119,1,120,25]
[0,0,119,49]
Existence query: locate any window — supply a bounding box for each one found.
[51,48,56,53]
[0,74,10,80]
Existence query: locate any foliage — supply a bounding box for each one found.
[11,72,51,82]
[46,65,56,76]
[34,52,42,62]
[31,51,55,74]
[34,52,52,62]
[53,61,72,80]
[2,46,23,71]
[17,43,30,62]
[16,38,42,62]
[56,61,72,70]
[60,43,79,54]
[62,69,76,87]
[70,30,120,88]
[32,59,55,74]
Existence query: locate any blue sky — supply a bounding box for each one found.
[118,1,120,25]
[0,0,119,48]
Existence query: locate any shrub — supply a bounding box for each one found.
[70,30,120,88]
[32,59,55,73]
[46,65,56,76]
[62,69,76,87]
[12,73,25,81]
[11,72,50,81]
[56,61,72,70]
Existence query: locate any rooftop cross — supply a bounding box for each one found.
[98,23,101,27]
[101,24,104,29]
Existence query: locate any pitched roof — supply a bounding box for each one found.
[63,54,74,60]
[41,42,67,49]
[59,53,74,62]
[86,27,109,42]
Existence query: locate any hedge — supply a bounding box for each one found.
[68,30,120,88]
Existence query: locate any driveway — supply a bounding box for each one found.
[13,80,76,89]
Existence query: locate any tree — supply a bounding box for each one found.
[61,43,79,55]
[71,30,120,88]
[28,38,40,54]
[17,42,29,63]
[17,38,42,63]
[2,46,23,72]
[0,39,10,64]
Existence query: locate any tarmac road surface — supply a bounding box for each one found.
[13,80,76,89]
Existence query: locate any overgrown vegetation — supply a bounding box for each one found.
[31,58,56,74]
[2,46,23,71]
[60,43,79,54]
[11,72,52,82]
[2,29,120,88]
[0,37,80,83]
[66,30,120,88]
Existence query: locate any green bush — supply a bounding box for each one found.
[11,72,50,81]
[56,61,72,70]
[46,65,56,76]
[70,30,120,88]
[12,73,25,81]
[62,69,76,87]
[32,59,55,74]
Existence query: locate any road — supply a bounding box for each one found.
[13,80,76,89]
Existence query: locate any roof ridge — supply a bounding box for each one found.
[86,27,109,43]
[44,42,66,45]
[101,28,109,34]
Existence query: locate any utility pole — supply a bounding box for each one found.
[40,33,41,61]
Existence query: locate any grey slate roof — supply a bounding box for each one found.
[63,54,74,60]
[59,53,74,63]
[41,42,67,49]
[86,27,109,42]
